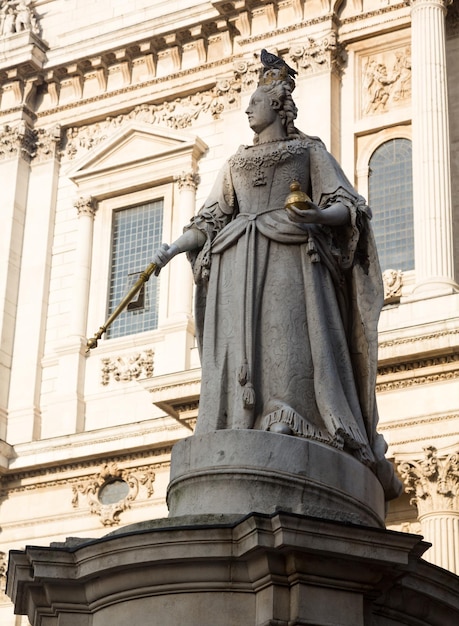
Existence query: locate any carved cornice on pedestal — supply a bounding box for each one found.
[397,446,459,516]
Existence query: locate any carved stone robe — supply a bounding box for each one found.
[186,136,387,471]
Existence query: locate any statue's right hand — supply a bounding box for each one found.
[151,243,177,276]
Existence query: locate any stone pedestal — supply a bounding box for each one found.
[7,511,459,626]
[167,430,386,527]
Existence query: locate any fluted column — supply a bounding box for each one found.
[410,0,458,295]
[398,446,459,573]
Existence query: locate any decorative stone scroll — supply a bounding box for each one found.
[289,32,346,75]
[398,446,459,516]
[71,462,156,526]
[101,349,154,386]
[361,47,411,116]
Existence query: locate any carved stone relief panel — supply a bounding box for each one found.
[71,462,156,526]
[359,46,411,117]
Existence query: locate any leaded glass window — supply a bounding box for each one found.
[368,138,414,272]
[107,200,163,339]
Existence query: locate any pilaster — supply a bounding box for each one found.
[0,121,34,440]
[410,0,459,296]
[159,172,200,372]
[41,197,97,438]
[398,445,459,573]
[289,30,345,157]
[6,125,62,444]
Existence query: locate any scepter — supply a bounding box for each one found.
[85,262,157,353]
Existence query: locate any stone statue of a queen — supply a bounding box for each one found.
[153,50,401,501]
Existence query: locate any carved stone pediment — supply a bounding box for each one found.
[66,121,208,196]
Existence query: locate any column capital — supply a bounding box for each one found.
[175,171,200,191]
[0,121,36,162]
[34,124,62,163]
[74,195,97,218]
[410,0,452,13]
[397,446,459,517]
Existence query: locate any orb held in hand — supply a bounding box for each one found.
[284,180,312,211]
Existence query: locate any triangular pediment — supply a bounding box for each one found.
[67,121,206,185]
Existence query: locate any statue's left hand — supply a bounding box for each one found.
[286,202,322,224]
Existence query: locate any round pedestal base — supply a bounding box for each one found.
[167,429,385,527]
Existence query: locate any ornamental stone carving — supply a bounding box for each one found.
[289,33,346,75]
[101,349,154,385]
[361,47,411,116]
[71,462,156,526]
[0,121,35,161]
[398,446,459,516]
[34,124,62,162]
[63,90,231,160]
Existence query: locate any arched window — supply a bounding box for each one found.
[368,138,414,272]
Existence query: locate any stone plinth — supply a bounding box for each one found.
[7,512,459,626]
[167,429,386,527]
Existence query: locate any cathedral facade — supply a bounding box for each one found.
[1,0,459,622]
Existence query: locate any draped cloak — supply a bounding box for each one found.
[186,136,395,482]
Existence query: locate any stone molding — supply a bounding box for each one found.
[397,446,459,516]
[101,349,154,385]
[10,512,459,626]
[379,327,459,350]
[376,352,459,391]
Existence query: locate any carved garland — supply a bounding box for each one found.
[101,349,154,385]
[71,462,156,526]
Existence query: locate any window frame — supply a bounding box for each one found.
[88,184,173,349]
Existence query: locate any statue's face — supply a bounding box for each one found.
[245,88,279,134]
